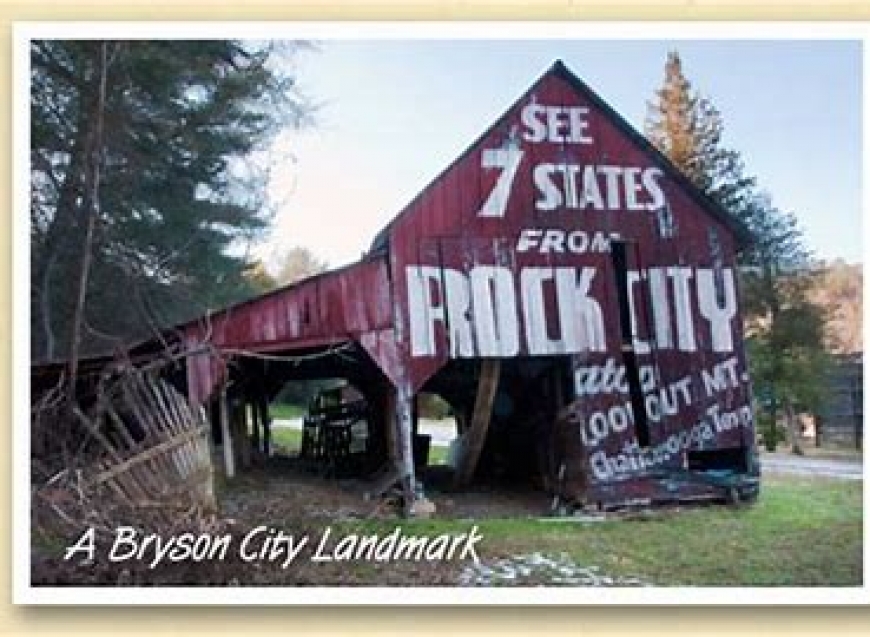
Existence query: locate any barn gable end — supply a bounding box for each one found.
[382,60,751,393]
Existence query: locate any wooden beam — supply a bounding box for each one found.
[235,401,251,469]
[250,401,261,459]
[394,386,417,513]
[382,388,398,465]
[257,396,271,457]
[219,385,235,479]
[453,359,501,488]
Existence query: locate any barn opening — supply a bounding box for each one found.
[202,342,397,480]
[419,356,574,488]
[199,343,578,492]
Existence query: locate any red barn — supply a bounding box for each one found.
[177,60,760,511]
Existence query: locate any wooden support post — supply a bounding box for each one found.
[454,358,501,488]
[250,402,261,461]
[235,401,251,469]
[258,397,272,457]
[383,389,398,465]
[219,385,235,479]
[454,410,468,436]
[394,385,417,513]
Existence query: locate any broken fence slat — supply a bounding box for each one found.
[78,371,216,513]
[89,425,208,487]
[72,407,152,503]
[152,378,194,478]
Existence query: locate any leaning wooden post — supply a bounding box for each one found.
[258,396,272,457]
[235,401,252,469]
[394,384,417,513]
[219,383,235,479]
[249,401,261,461]
[454,358,501,488]
[382,388,398,466]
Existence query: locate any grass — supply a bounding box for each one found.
[256,422,861,585]
[33,468,862,587]
[268,403,307,420]
[270,427,303,454]
[427,444,448,466]
[334,475,863,586]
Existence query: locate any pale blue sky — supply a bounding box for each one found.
[263,39,862,268]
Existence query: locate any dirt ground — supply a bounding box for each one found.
[223,457,551,519]
[31,455,553,587]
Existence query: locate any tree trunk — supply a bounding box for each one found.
[65,42,110,414]
[32,65,100,362]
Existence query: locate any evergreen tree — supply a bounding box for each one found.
[645,51,830,454]
[739,195,831,452]
[31,40,312,361]
[645,52,755,214]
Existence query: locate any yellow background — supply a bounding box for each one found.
[3,1,868,633]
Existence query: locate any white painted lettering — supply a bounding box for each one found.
[533,163,562,211]
[697,268,737,352]
[521,102,547,143]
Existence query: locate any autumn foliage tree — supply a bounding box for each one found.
[644,52,755,215]
[807,260,863,355]
[271,245,329,287]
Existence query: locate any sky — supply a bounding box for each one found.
[258,36,863,270]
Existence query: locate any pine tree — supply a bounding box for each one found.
[645,52,701,183]
[31,40,312,361]
[645,51,755,217]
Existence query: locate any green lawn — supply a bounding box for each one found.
[333,475,863,586]
[268,403,307,420]
[256,422,862,585]
[427,444,448,465]
[270,427,303,454]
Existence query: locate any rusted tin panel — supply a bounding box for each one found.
[382,61,756,492]
[183,257,396,403]
[202,257,391,351]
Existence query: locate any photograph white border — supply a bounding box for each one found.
[13,20,870,605]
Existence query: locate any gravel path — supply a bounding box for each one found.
[458,552,650,587]
[760,453,863,480]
